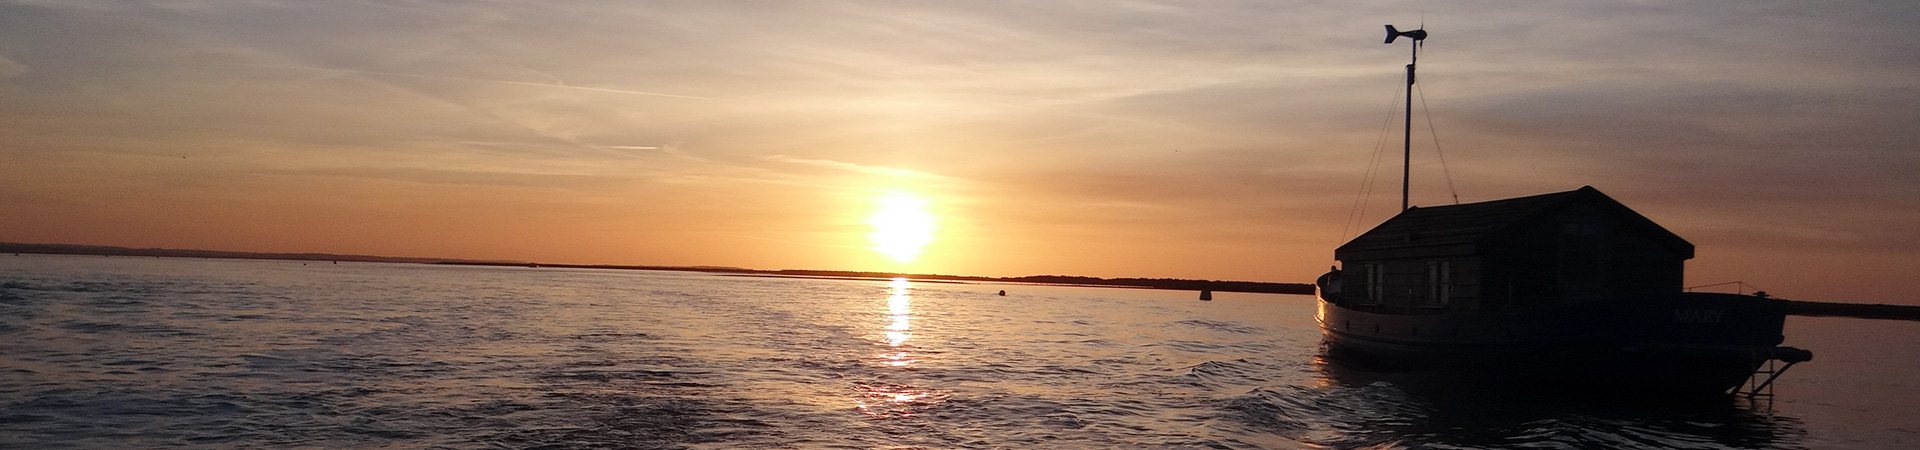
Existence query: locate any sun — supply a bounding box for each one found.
[866,192,936,264]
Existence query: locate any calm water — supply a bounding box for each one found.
[1,254,1916,449]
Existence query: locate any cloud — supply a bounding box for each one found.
[234,63,720,101]
[763,155,954,179]
[0,56,25,79]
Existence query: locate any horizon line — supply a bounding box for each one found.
[0,241,1313,294]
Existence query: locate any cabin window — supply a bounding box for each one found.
[1364,263,1384,305]
[1423,260,1450,308]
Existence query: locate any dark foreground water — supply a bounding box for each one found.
[1,254,1916,449]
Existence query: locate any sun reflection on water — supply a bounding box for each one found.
[855,277,950,417]
[854,382,953,418]
[882,277,914,366]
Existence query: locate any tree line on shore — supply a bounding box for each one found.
[2,242,1313,295]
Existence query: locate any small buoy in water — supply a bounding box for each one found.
[1199,289,1213,301]
[997,290,1007,296]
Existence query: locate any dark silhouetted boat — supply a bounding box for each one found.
[1313,26,1810,396]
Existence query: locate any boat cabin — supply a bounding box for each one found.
[1329,186,1693,313]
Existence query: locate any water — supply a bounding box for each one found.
[1,254,1915,449]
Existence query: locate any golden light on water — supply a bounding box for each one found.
[883,277,914,366]
[856,277,950,418]
[865,192,936,264]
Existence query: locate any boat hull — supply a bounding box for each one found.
[1315,292,1795,395]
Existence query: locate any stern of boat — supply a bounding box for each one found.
[1617,292,1811,394]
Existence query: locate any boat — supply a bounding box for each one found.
[1312,26,1811,396]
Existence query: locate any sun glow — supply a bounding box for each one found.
[865,192,936,264]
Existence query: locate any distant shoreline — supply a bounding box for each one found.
[0,242,1315,296]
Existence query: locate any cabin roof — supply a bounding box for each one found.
[1335,186,1694,259]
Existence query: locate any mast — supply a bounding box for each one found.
[1403,42,1413,212]
[1386,25,1426,212]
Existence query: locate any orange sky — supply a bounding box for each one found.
[3,2,1919,303]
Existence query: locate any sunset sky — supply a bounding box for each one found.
[3,1,1918,303]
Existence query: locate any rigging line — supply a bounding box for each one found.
[1415,83,1460,204]
[1342,88,1395,243]
[1358,84,1406,232]
[1342,82,1405,244]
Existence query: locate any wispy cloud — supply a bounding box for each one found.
[0,56,26,79]
[763,155,954,180]
[234,63,721,101]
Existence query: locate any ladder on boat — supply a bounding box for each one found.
[1733,346,1813,398]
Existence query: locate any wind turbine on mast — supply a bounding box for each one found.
[1386,24,1426,212]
